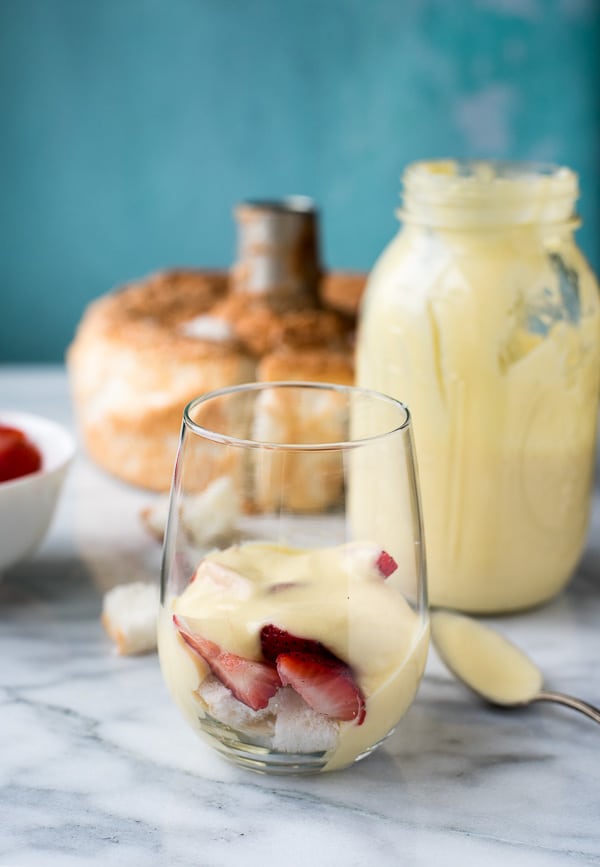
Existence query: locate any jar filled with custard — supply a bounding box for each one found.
[357,160,600,613]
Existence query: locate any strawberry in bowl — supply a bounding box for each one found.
[0,423,43,482]
[0,411,75,573]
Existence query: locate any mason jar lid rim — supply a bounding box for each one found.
[403,159,577,184]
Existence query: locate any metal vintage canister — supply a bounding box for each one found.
[231,197,322,312]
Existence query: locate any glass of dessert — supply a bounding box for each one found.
[158,382,429,774]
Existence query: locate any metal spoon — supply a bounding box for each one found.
[430,610,600,724]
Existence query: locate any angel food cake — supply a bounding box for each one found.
[158,541,429,772]
[68,269,360,493]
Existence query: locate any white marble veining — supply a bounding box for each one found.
[1,366,599,866]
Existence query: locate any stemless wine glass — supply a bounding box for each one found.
[158,382,429,774]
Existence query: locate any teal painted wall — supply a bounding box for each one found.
[1,0,598,361]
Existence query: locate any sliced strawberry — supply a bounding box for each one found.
[260,624,336,663]
[276,652,366,724]
[376,550,398,578]
[0,425,42,483]
[0,425,26,446]
[267,581,303,594]
[173,615,281,710]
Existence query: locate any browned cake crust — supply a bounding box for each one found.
[68,268,359,492]
[319,271,367,317]
[76,269,231,358]
[257,348,354,385]
[68,269,254,490]
[211,293,353,357]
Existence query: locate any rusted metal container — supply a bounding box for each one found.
[231,197,322,311]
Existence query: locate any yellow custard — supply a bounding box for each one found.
[357,161,600,613]
[431,610,542,705]
[158,541,428,771]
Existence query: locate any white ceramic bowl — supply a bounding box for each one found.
[0,410,76,573]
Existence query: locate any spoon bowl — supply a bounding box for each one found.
[430,610,600,724]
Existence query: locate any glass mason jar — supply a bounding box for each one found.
[357,160,600,614]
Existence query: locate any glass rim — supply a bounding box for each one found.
[182,381,411,451]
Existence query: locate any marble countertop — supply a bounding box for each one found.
[1,365,599,867]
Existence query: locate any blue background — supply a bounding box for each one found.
[1,0,598,362]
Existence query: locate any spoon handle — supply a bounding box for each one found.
[532,690,600,724]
